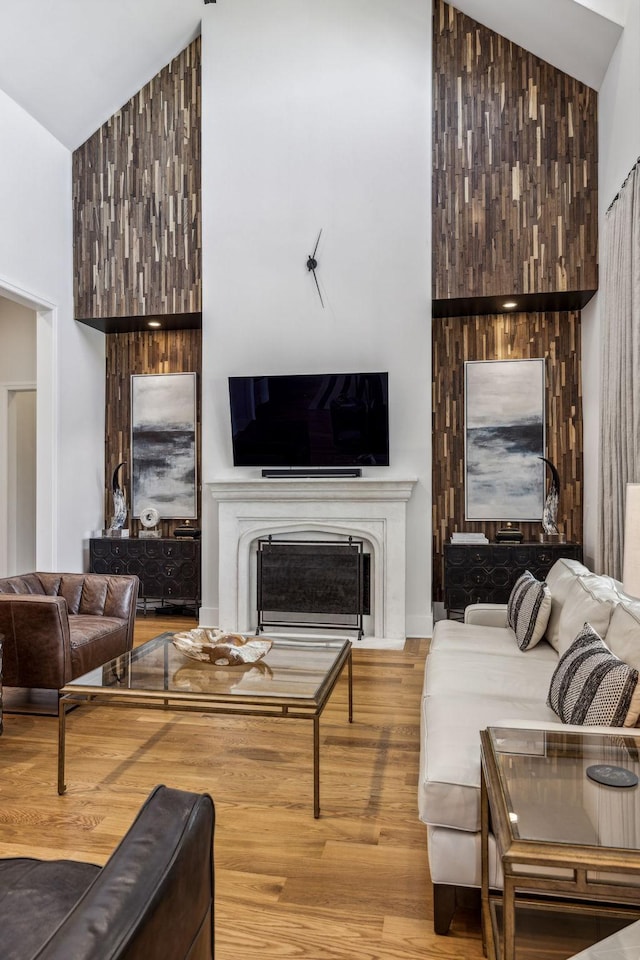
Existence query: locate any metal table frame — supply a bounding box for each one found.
[58,634,353,818]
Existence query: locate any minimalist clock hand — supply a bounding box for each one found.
[306,229,324,307]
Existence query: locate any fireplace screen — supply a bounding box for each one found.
[256,538,368,639]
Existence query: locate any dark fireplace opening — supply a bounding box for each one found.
[256,537,370,638]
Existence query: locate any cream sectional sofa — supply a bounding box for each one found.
[419,557,640,934]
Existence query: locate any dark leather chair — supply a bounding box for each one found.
[0,784,215,959]
[0,572,139,696]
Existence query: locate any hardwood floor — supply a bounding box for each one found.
[0,617,484,960]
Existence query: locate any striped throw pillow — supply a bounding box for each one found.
[547,622,640,727]
[507,571,552,650]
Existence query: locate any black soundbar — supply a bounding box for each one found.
[261,468,362,479]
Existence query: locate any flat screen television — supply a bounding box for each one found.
[228,372,389,467]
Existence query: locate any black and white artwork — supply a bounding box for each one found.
[465,359,545,521]
[131,373,197,519]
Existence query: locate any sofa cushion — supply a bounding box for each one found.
[430,619,559,661]
[0,858,100,960]
[548,623,640,727]
[507,571,552,650]
[69,616,129,678]
[544,557,590,651]
[419,692,558,832]
[423,649,557,702]
[556,575,618,656]
[605,600,640,673]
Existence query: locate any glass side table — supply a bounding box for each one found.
[481,726,640,960]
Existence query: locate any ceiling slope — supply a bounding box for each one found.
[0,0,626,150]
[452,0,624,90]
[0,0,203,150]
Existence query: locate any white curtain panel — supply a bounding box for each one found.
[598,160,640,578]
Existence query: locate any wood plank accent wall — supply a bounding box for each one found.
[104,330,202,537]
[433,0,598,302]
[432,312,583,601]
[73,38,201,322]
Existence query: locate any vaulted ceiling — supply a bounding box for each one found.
[0,0,625,151]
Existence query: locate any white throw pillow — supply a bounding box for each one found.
[544,558,590,652]
[547,622,640,727]
[556,575,618,656]
[605,600,640,673]
[507,571,552,650]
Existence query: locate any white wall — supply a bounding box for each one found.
[0,88,105,572]
[0,298,36,575]
[201,0,432,636]
[581,0,640,570]
[0,297,36,380]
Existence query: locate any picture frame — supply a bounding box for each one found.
[464,358,545,521]
[131,372,197,519]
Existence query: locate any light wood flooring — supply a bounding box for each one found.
[0,617,483,960]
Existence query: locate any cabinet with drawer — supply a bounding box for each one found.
[443,541,583,615]
[89,537,200,612]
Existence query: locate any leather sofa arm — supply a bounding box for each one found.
[33,785,215,960]
[464,603,509,627]
[0,595,72,688]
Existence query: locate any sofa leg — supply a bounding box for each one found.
[433,883,456,935]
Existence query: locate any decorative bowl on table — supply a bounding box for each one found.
[172,627,273,666]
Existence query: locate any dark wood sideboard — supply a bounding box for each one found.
[443,541,583,616]
[89,537,200,614]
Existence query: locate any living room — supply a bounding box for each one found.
[0,0,639,958]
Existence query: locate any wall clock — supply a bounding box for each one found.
[306,229,324,307]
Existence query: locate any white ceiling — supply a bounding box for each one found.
[0,0,626,151]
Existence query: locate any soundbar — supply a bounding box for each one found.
[261,468,362,479]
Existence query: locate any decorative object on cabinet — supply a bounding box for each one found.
[131,372,197,520]
[495,523,524,543]
[174,520,201,539]
[138,505,161,539]
[443,541,583,616]
[539,456,565,542]
[90,536,200,615]
[107,461,128,536]
[464,359,546,522]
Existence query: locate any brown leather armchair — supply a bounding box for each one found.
[0,784,215,959]
[0,572,139,693]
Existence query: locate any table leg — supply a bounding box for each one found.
[57,696,67,795]
[503,873,516,960]
[313,715,320,819]
[481,766,489,956]
[347,649,353,723]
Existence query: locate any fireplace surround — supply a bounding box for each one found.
[206,477,416,644]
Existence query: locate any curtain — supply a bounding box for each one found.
[597,160,640,578]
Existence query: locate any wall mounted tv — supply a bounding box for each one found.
[228,372,389,467]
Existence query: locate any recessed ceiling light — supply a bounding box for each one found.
[502,301,518,310]
[148,320,161,328]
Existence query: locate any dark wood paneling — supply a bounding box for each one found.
[73,38,201,322]
[432,312,583,602]
[433,0,598,302]
[104,330,202,538]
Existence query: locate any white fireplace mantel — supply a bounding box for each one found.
[206,476,416,642]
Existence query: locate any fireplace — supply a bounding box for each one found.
[206,477,415,644]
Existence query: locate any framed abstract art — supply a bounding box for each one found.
[131,372,197,519]
[464,358,546,521]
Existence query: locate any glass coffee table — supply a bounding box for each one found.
[58,632,352,817]
[481,726,640,960]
